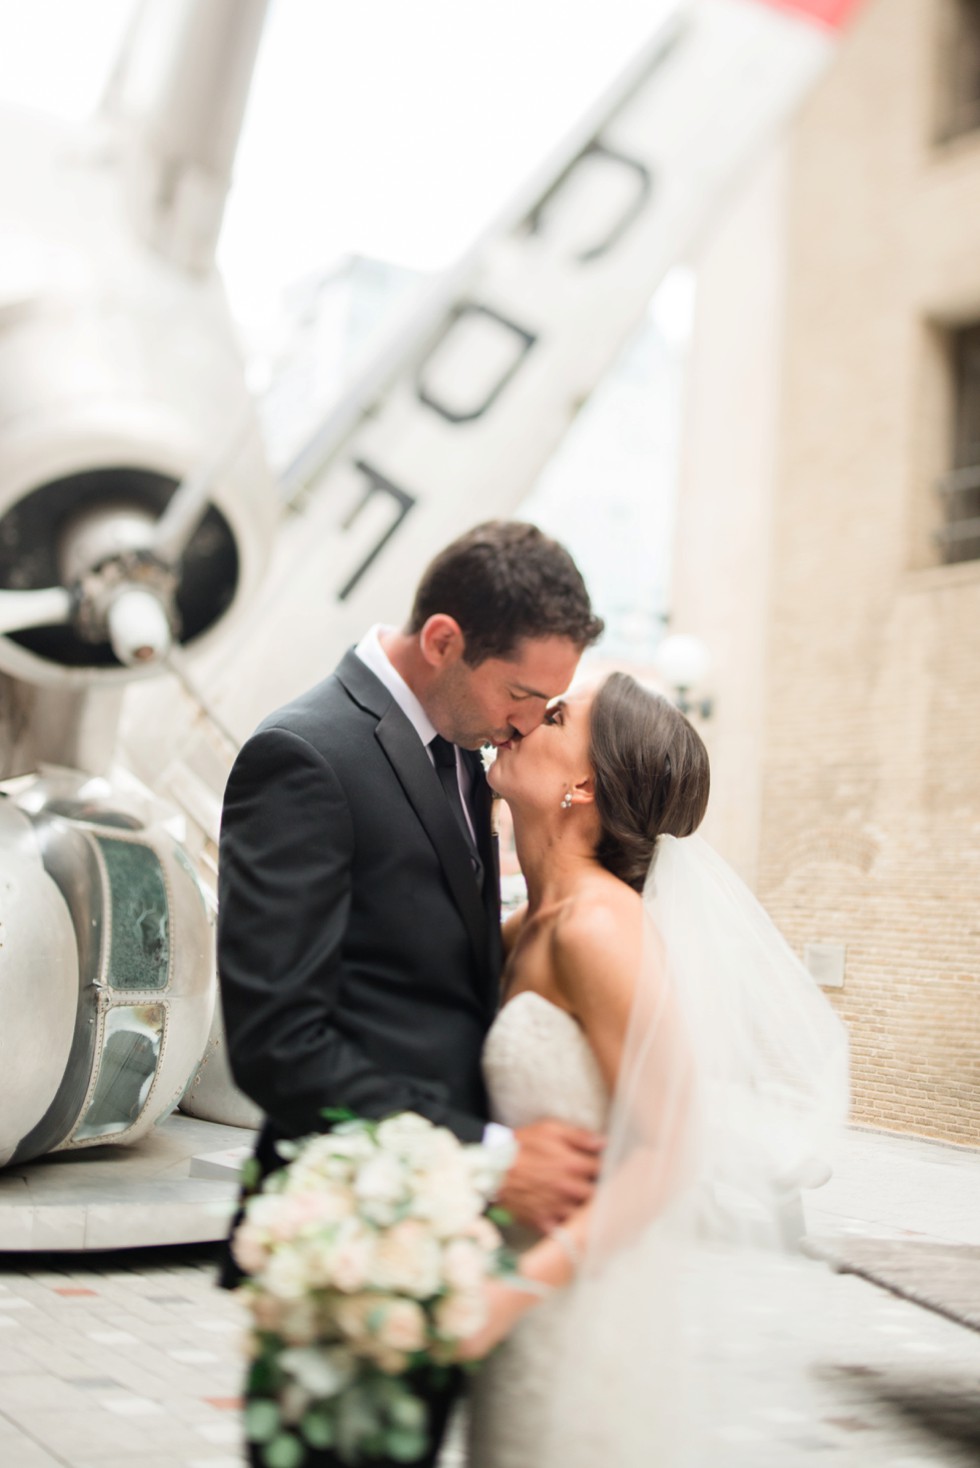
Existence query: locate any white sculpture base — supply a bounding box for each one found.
[0,1112,254,1252]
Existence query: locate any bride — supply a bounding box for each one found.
[461,672,849,1468]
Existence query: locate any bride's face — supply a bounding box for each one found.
[488,684,595,810]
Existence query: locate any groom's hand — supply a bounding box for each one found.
[497,1119,604,1234]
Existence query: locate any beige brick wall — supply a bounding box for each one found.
[755,0,980,1143]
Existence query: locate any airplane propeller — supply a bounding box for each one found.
[0,587,74,638]
[0,414,252,668]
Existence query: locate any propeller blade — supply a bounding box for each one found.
[149,410,253,566]
[0,587,73,636]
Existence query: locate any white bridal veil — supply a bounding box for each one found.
[540,834,850,1467]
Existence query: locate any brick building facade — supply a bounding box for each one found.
[672,0,980,1143]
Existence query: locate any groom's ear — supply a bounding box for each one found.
[419,614,465,668]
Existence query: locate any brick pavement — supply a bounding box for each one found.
[0,1127,976,1467]
[0,1245,246,1467]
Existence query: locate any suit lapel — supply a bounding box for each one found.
[336,652,493,991]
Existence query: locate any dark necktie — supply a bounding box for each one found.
[429,735,484,887]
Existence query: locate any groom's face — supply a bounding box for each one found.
[431,633,582,750]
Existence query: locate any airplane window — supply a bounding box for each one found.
[74,1003,165,1141]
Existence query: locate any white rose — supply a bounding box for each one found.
[441,1238,488,1292]
[368,1343,409,1375]
[378,1114,464,1172]
[292,1189,355,1237]
[463,1216,503,1254]
[352,1156,404,1227]
[309,1186,357,1226]
[284,1175,357,1224]
[411,1169,483,1237]
[374,1220,442,1299]
[320,1132,376,1162]
[263,1247,311,1301]
[376,1113,435,1150]
[244,1193,291,1237]
[278,1295,320,1346]
[463,1138,515,1197]
[434,1289,487,1341]
[231,1221,270,1275]
[294,1133,373,1184]
[407,1129,463,1171]
[249,1291,283,1333]
[362,1197,400,1227]
[301,1237,338,1291]
[333,1293,377,1344]
[247,1192,323,1246]
[375,1298,428,1355]
[329,1221,377,1293]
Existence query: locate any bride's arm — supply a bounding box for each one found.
[550,892,643,1091]
[458,895,643,1358]
[459,893,693,1360]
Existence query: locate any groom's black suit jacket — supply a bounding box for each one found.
[217,649,503,1263]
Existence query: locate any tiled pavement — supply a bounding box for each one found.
[811,1239,980,1334]
[0,1245,247,1467]
[0,1126,977,1467]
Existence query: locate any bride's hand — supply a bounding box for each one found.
[455,1225,582,1362]
[455,1278,545,1363]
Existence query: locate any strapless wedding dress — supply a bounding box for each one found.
[466,991,609,1468]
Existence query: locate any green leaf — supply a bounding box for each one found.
[241,1157,261,1192]
[301,1408,335,1449]
[385,1426,429,1462]
[252,1336,288,1389]
[336,1385,382,1462]
[389,1393,426,1432]
[245,1398,281,1445]
[320,1107,358,1123]
[263,1430,306,1468]
[367,1304,387,1333]
[487,1206,513,1227]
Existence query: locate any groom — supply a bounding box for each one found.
[218,520,605,1465]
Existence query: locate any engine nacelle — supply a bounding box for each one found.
[1,773,215,1166]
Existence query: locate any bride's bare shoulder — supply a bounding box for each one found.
[549,876,644,1006]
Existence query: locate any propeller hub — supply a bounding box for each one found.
[73,547,180,662]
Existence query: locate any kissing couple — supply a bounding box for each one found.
[218,520,848,1467]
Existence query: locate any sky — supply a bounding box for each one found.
[0,0,676,326]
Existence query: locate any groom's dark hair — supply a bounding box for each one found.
[408,521,603,665]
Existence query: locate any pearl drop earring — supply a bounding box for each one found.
[560,791,573,810]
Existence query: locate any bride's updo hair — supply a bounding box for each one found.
[589,672,710,893]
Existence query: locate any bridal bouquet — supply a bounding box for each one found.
[233,1112,514,1468]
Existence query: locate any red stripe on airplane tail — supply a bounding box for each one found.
[748,0,862,28]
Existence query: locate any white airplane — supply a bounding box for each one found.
[0,0,857,1224]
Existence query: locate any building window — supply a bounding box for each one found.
[938,0,980,142]
[937,324,980,563]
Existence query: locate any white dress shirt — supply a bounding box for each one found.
[354,624,477,843]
